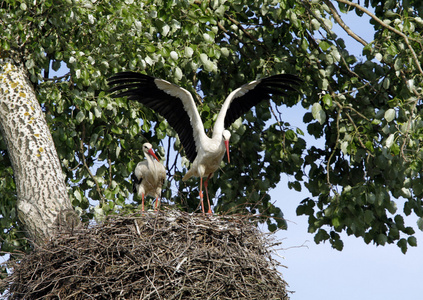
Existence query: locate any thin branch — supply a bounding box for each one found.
[335,0,423,76]
[171,150,180,177]
[107,154,113,188]
[344,111,374,157]
[333,100,375,157]
[217,13,269,60]
[301,9,378,95]
[216,21,251,59]
[269,102,283,130]
[80,124,106,205]
[399,95,419,161]
[42,72,71,81]
[326,108,341,190]
[342,105,371,122]
[225,13,260,43]
[323,0,367,46]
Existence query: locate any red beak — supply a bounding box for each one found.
[148,148,160,162]
[224,140,230,163]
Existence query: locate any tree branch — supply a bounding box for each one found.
[216,21,251,59]
[107,154,113,188]
[326,108,341,191]
[333,100,375,157]
[80,124,106,205]
[225,14,260,43]
[323,0,367,46]
[335,0,423,76]
[42,72,71,81]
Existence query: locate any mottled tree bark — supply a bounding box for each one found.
[0,58,79,245]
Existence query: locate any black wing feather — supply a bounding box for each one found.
[108,72,197,162]
[224,74,302,129]
[131,172,142,193]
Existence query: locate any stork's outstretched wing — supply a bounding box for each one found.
[108,72,204,162]
[215,74,302,131]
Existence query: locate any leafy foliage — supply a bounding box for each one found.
[0,0,422,255]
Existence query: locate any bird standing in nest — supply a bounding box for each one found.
[109,73,301,215]
[132,143,166,211]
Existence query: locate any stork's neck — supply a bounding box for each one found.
[212,90,236,139]
[146,153,159,181]
[211,115,225,141]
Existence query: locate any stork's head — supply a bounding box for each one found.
[222,130,231,163]
[142,143,160,162]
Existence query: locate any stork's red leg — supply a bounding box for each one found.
[204,174,213,214]
[199,176,205,215]
[141,193,145,212]
[154,197,160,211]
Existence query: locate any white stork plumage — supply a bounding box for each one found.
[109,72,301,214]
[132,143,166,211]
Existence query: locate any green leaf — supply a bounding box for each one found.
[331,238,344,251]
[322,94,332,108]
[377,234,387,245]
[285,129,296,141]
[75,111,85,123]
[385,134,395,148]
[89,133,99,147]
[296,204,305,216]
[311,102,326,125]
[314,229,330,243]
[268,223,277,232]
[364,210,373,224]
[408,236,417,247]
[332,217,341,228]
[365,141,374,152]
[111,126,123,135]
[319,41,331,51]
[174,67,183,80]
[145,45,156,52]
[73,189,82,202]
[291,181,301,192]
[296,127,304,135]
[417,218,423,231]
[383,77,390,89]
[98,98,107,108]
[199,53,209,64]
[184,46,194,58]
[384,108,396,122]
[397,238,408,254]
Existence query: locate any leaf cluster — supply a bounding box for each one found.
[1,0,422,255]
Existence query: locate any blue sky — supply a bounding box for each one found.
[273,177,422,300]
[269,9,423,300]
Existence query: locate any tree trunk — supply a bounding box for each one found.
[0,58,79,245]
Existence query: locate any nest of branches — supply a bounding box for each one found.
[3,210,289,299]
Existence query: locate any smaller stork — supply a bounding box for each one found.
[132,143,166,211]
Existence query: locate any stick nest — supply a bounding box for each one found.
[3,210,289,299]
